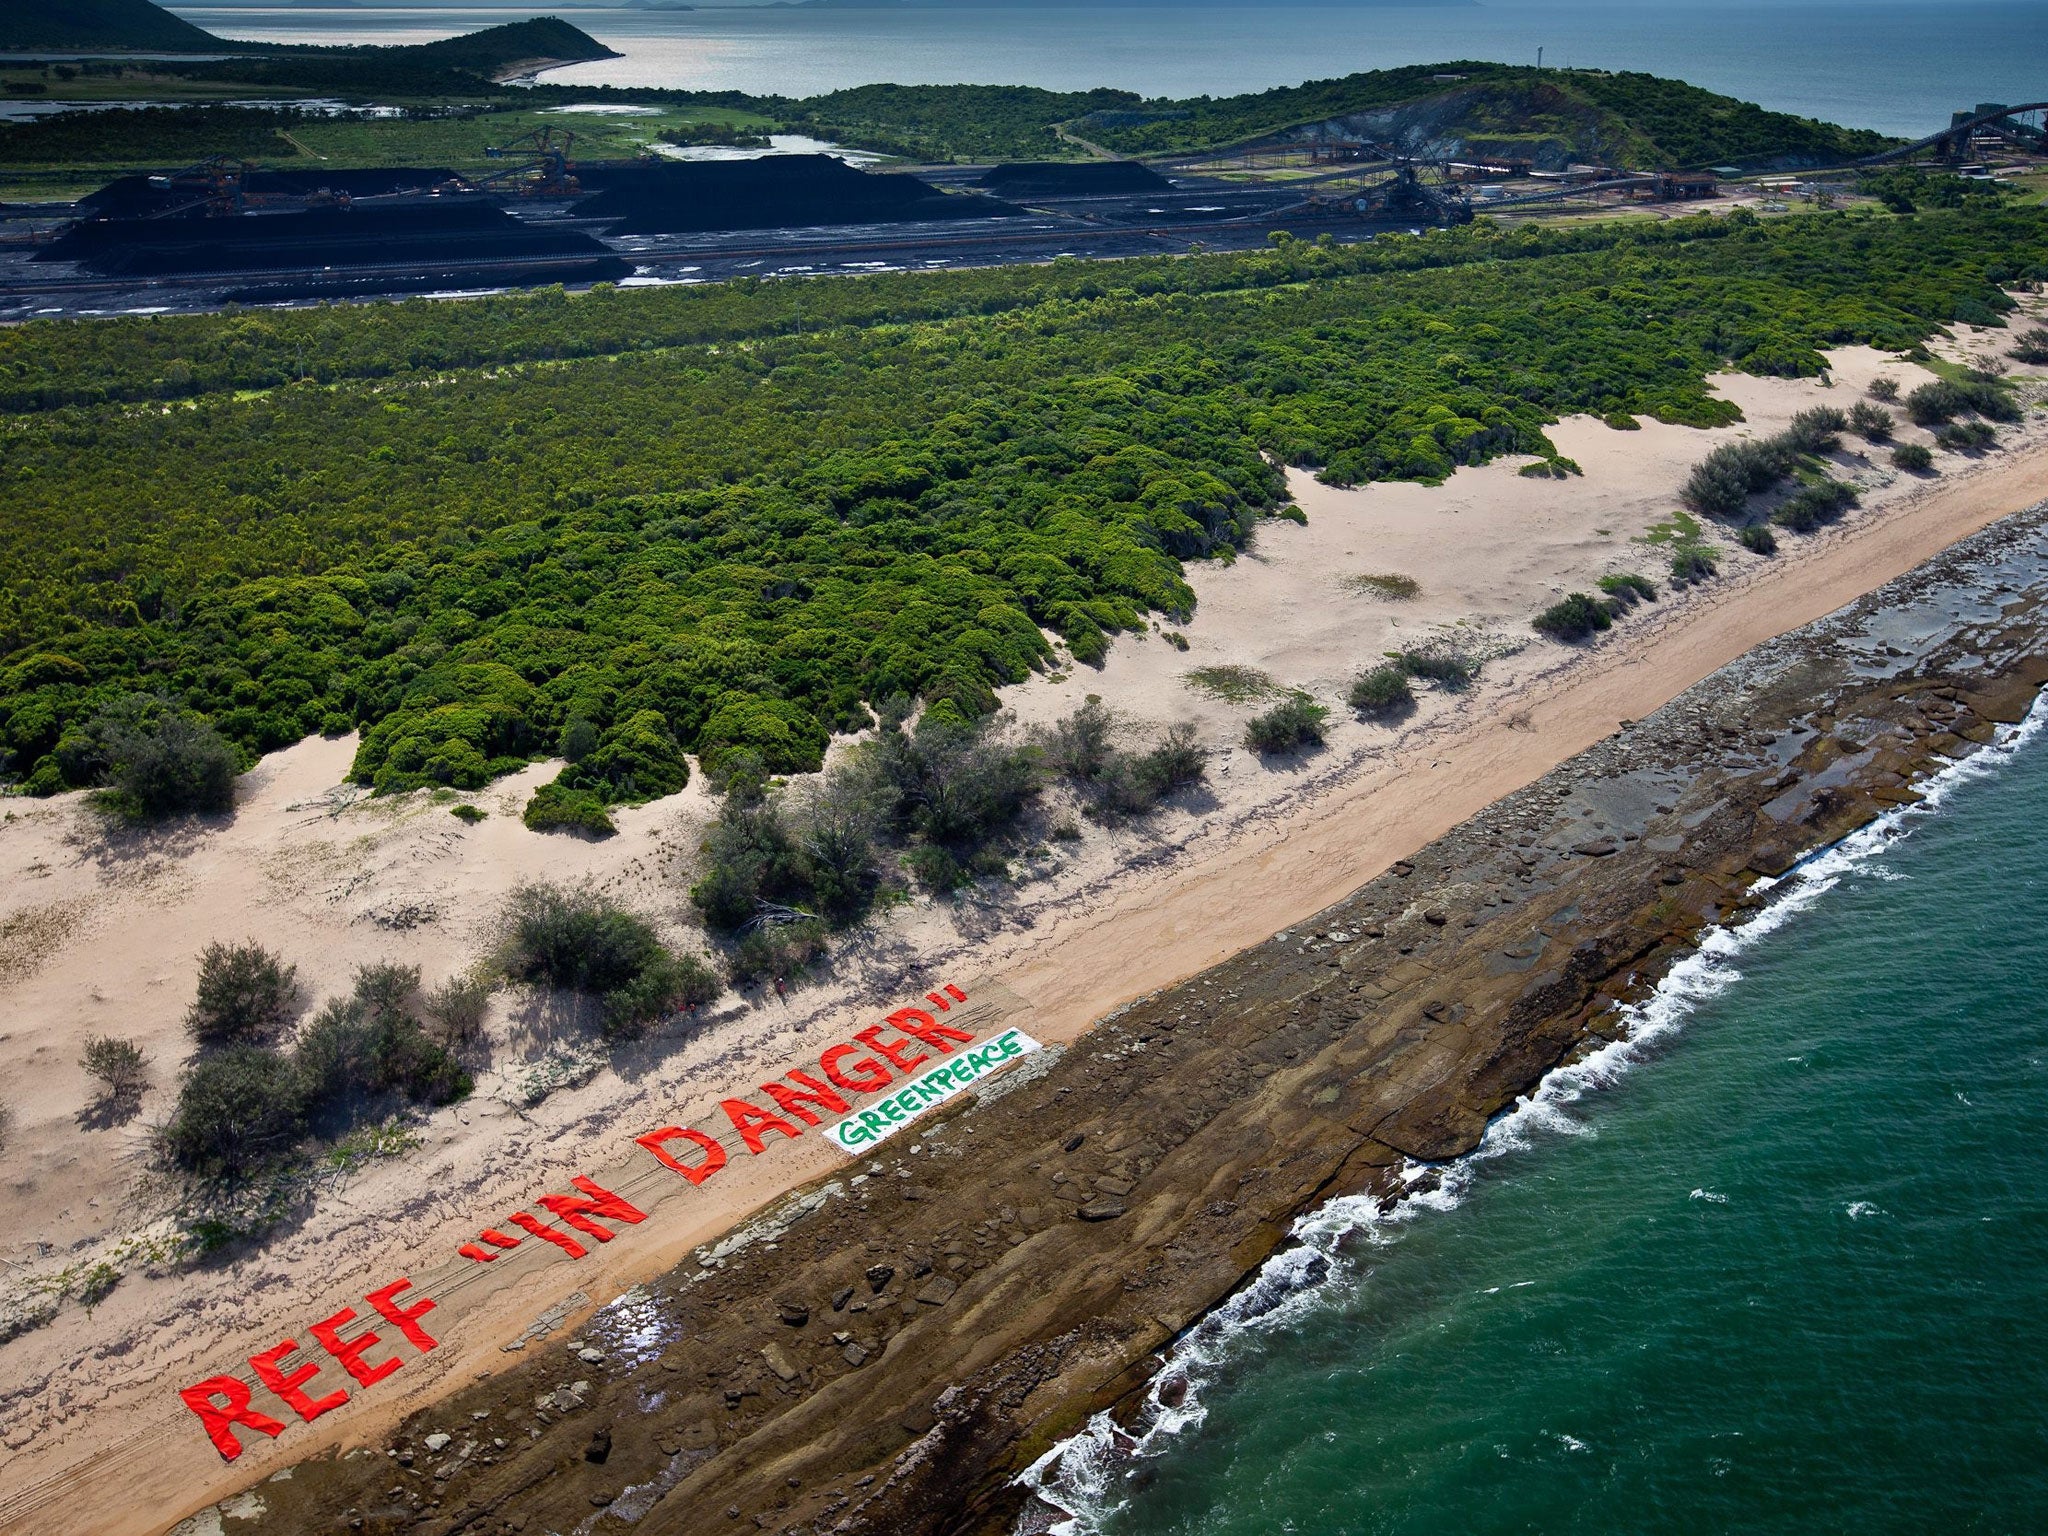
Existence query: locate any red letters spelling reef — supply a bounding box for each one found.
[181,984,977,1460]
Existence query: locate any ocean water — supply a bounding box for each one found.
[166,1,2048,140]
[1023,698,2048,1535]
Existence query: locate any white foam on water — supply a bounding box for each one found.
[1015,692,2048,1536]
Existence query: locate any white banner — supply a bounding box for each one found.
[823,1028,1040,1153]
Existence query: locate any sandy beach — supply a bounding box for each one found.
[2,307,2044,1534]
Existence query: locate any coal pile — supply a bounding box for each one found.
[978,161,1171,197]
[38,200,623,279]
[574,155,1017,235]
[78,167,463,220]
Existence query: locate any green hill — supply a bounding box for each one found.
[1077,64,1899,169]
[0,0,245,53]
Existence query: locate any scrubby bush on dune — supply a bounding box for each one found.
[1848,401,1894,441]
[1933,419,1997,451]
[160,1046,307,1178]
[501,884,665,995]
[1670,546,1720,584]
[56,694,239,820]
[80,1035,148,1103]
[1739,524,1780,555]
[1244,692,1329,754]
[1681,437,1794,516]
[1348,664,1415,718]
[727,918,831,987]
[501,883,717,1036]
[1867,376,1901,402]
[1892,441,1936,472]
[1904,378,2020,427]
[1597,572,1658,609]
[522,781,618,837]
[1532,592,1617,642]
[422,972,493,1048]
[1782,406,1849,455]
[2012,327,2048,364]
[1397,649,1481,692]
[185,941,299,1047]
[1771,479,1860,534]
[1093,724,1209,818]
[1041,695,1116,782]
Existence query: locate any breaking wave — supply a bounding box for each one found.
[1014,695,2047,1536]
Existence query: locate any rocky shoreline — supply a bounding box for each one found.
[222,500,2048,1536]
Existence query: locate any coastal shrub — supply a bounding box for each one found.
[421,973,493,1048]
[522,782,617,838]
[1771,479,1859,534]
[602,950,723,1035]
[1397,650,1480,691]
[728,918,831,986]
[59,694,238,820]
[1867,376,1901,402]
[1243,692,1330,754]
[293,964,472,1114]
[792,779,889,926]
[1603,411,1641,431]
[1597,572,1658,608]
[1348,664,1416,718]
[160,1046,307,1178]
[450,802,486,823]
[500,883,707,1033]
[1891,441,1936,472]
[1041,696,1116,782]
[1094,724,1209,817]
[872,713,1040,849]
[1933,419,1997,451]
[1681,437,1794,516]
[1670,546,1720,584]
[185,941,299,1047]
[502,883,665,996]
[692,796,812,932]
[2011,327,2048,364]
[80,1035,148,1103]
[1848,401,1894,441]
[1782,406,1849,455]
[1739,524,1780,555]
[1904,378,2020,426]
[1532,593,1617,642]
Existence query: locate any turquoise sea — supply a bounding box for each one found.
[1024,699,2048,1534]
[168,1,2048,141]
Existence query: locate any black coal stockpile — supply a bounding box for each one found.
[78,168,463,221]
[573,154,1017,235]
[38,199,624,279]
[978,161,1171,197]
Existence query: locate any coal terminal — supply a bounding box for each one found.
[0,153,1451,318]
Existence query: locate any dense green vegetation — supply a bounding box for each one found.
[162,958,472,1178]
[4,208,2046,820]
[1244,692,1329,754]
[0,56,1905,181]
[498,883,720,1036]
[1068,64,1896,168]
[0,104,302,167]
[783,84,1141,163]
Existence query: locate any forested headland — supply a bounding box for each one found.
[0,57,1899,180]
[3,207,2043,821]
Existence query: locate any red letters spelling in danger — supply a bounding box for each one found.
[182,984,984,1460]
